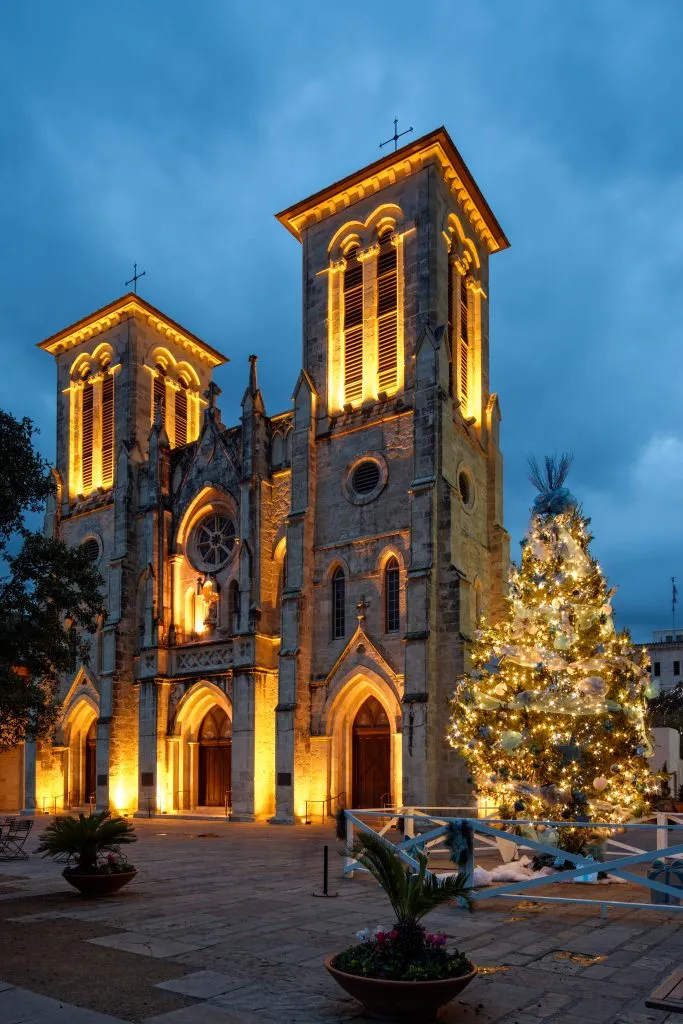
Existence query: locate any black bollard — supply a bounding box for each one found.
[312,843,338,897]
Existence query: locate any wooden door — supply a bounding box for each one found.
[198,745,231,806]
[197,707,232,808]
[352,696,391,808]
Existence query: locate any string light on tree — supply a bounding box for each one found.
[448,455,656,826]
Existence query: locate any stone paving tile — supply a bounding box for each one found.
[156,971,252,999]
[87,931,223,958]
[0,982,129,1023]
[145,1006,262,1023]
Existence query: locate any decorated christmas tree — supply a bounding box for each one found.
[449,455,656,826]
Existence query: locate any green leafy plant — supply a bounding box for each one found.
[334,832,473,980]
[37,811,137,874]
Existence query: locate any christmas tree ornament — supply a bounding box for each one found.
[577,676,607,697]
[593,777,608,791]
[500,730,523,752]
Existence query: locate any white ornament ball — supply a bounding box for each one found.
[593,776,608,791]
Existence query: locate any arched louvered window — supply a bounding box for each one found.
[81,379,94,492]
[385,556,400,633]
[343,245,363,405]
[101,371,114,487]
[377,229,398,394]
[447,258,455,397]
[175,379,188,447]
[332,567,346,640]
[153,363,166,423]
[459,274,470,406]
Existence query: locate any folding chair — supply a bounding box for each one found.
[0,818,33,860]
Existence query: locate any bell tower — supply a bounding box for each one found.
[275,128,511,818]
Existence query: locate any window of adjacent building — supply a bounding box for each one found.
[654,662,661,676]
[376,229,398,394]
[343,245,363,405]
[675,661,681,676]
[385,556,400,633]
[332,567,346,640]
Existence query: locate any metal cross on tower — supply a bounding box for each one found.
[125,262,146,294]
[380,117,413,152]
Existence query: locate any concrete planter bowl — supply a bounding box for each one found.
[63,868,137,898]
[325,955,477,1021]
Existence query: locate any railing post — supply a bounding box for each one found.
[345,811,355,877]
[404,807,414,840]
[657,812,668,853]
[464,818,475,890]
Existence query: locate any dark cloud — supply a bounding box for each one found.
[2,0,682,640]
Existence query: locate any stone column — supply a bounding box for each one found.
[90,371,104,488]
[137,680,159,815]
[188,741,199,809]
[231,669,255,821]
[358,242,380,402]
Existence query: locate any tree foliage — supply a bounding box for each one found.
[0,410,104,751]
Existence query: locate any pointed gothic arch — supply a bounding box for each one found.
[170,681,233,811]
[321,667,402,810]
[59,673,100,807]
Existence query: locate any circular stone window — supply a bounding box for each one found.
[81,537,101,565]
[344,454,388,505]
[192,513,236,571]
[458,469,475,510]
[352,460,380,495]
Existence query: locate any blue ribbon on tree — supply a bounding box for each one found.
[445,819,474,869]
[532,486,577,517]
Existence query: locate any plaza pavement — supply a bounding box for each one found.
[1,818,683,1023]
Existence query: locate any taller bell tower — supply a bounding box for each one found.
[274,128,510,819]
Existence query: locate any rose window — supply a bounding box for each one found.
[194,514,236,570]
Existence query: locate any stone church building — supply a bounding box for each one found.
[15,126,509,821]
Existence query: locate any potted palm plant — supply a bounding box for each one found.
[37,811,137,898]
[325,832,476,1022]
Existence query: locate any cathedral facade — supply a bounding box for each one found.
[20,127,509,822]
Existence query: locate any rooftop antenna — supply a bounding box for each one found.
[673,577,678,634]
[380,117,413,153]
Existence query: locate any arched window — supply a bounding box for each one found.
[101,368,114,487]
[385,556,400,633]
[175,379,188,447]
[228,580,240,634]
[81,377,94,492]
[447,257,455,397]
[459,273,470,406]
[153,363,166,423]
[332,567,346,640]
[272,432,284,467]
[343,245,363,405]
[377,229,397,394]
[284,428,293,464]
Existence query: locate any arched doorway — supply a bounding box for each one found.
[197,707,232,807]
[84,721,97,804]
[352,696,391,808]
